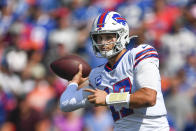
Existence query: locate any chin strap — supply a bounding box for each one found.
[106,92,130,106]
[129,35,138,40]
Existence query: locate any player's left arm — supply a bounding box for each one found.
[85,45,160,108]
[129,88,157,108]
[84,88,108,106]
[129,45,160,108]
[85,62,158,108]
[130,62,158,108]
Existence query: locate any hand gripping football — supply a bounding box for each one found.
[50,55,91,80]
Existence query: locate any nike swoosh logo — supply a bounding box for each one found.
[142,45,148,49]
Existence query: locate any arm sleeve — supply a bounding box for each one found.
[59,83,93,112]
[134,62,161,91]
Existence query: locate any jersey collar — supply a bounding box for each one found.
[104,50,129,72]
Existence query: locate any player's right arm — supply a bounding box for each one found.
[59,64,92,112]
[59,82,92,112]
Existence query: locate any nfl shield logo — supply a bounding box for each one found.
[97,27,102,30]
[95,75,102,86]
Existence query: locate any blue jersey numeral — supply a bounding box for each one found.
[104,78,133,121]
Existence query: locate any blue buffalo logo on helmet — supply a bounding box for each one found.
[112,14,127,26]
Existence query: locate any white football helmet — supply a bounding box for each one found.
[90,11,130,58]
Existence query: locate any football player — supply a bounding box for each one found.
[60,11,169,131]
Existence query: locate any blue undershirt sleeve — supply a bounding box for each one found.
[59,83,92,112]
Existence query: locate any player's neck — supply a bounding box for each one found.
[108,49,127,68]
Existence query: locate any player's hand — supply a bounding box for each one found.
[70,64,88,89]
[84,88,107,106]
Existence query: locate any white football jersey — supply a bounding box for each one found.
[89,44,168,130]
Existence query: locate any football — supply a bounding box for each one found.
[50,54,91,80]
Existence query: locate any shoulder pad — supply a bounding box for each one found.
[133,44,159,68]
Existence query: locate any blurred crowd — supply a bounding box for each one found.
[0,0,196,131]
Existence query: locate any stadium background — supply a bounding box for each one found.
[0,0,196,130]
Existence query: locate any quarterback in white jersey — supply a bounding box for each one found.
[60,11,169,131]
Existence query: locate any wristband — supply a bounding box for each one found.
[106,92,130,105]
